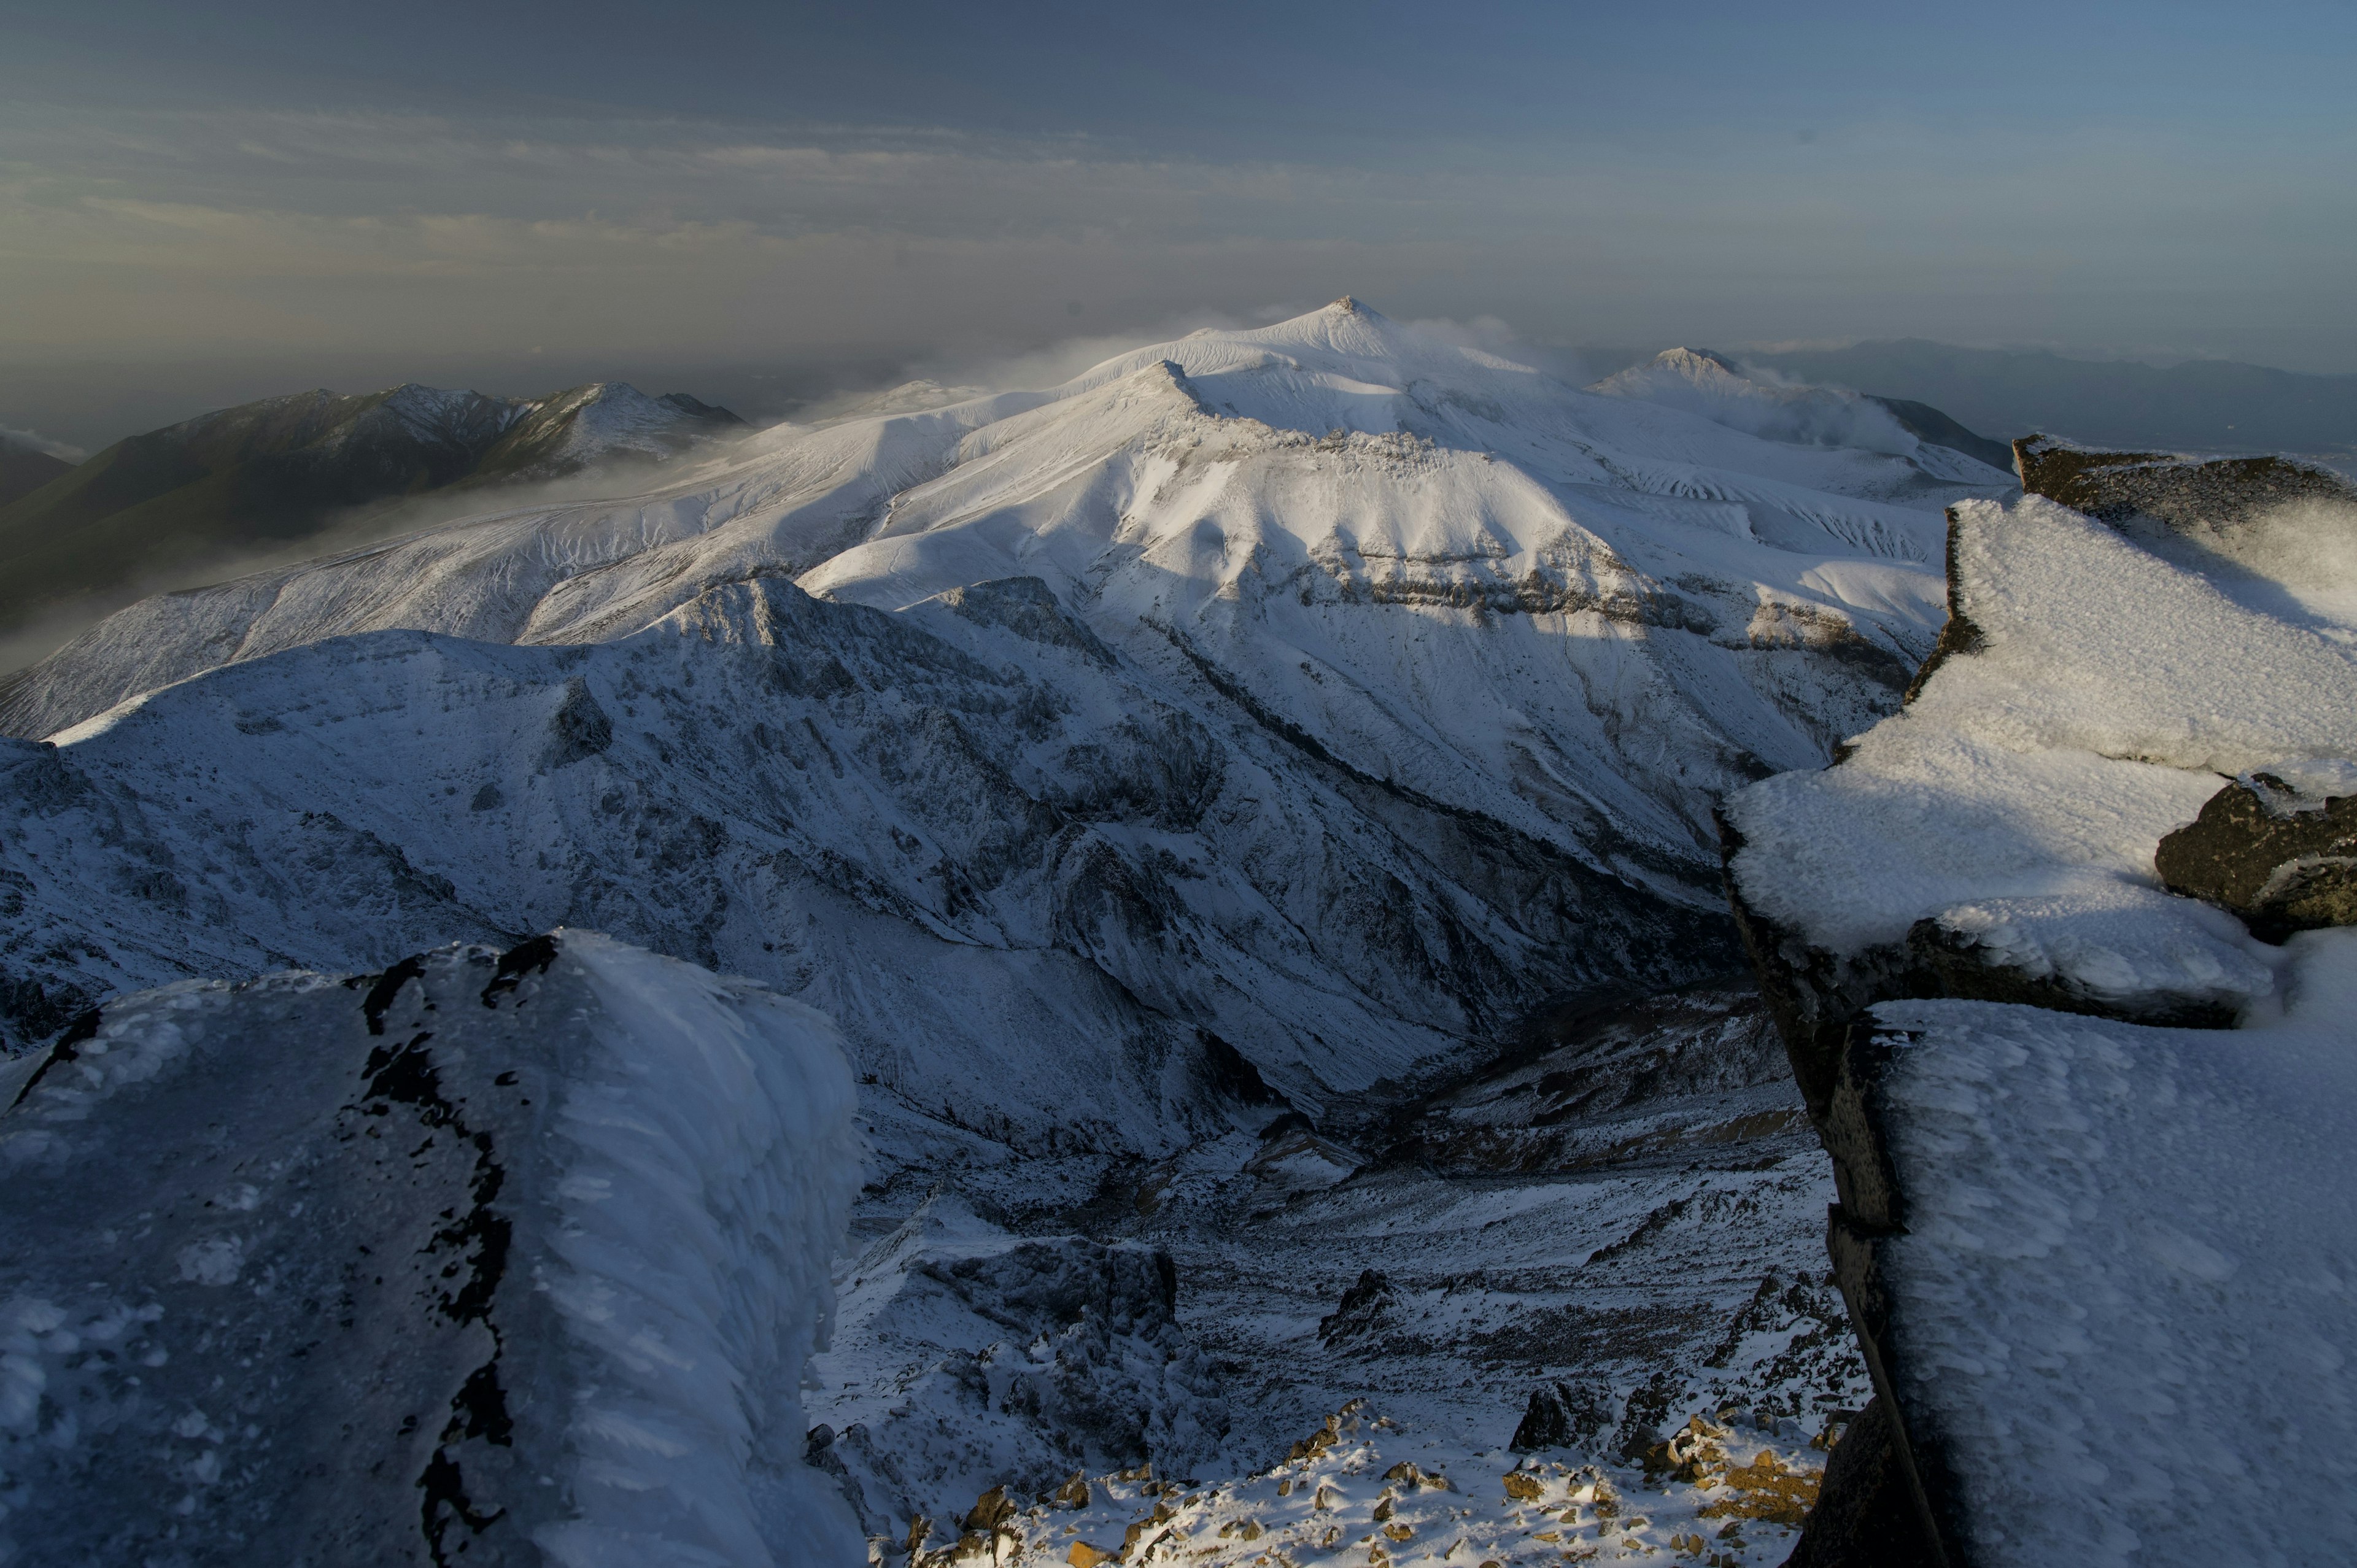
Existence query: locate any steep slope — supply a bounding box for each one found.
[0,380,743,636]
[0,573,1717,1137]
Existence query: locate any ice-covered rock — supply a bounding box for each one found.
[0,929,862,1567]
[1823,932,2357,1568]
[1724,451,2357,1106]
[1727,438,2357,1564]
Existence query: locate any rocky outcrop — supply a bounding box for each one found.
[2156,768,2357,941]
[1509,1381,1615,1453]
[2013,433,2356,528]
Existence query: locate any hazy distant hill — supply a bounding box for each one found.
[0,381,742,635]
[1736,339,2357,457]
[0,444,73,508]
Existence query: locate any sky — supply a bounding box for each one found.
[4,0,2355,446]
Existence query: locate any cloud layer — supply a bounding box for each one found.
[4,98,2353,375]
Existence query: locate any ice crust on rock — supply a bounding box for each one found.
[1854,930,2357,1568]
[0,930,862,1568]
[1727,487,2357,1016]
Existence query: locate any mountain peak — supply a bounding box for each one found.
[1650,347,1747,378]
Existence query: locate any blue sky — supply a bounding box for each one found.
[2,0,2354,432]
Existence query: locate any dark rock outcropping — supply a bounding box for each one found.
[2157,772,2357,941]
[2013,433,2356,529]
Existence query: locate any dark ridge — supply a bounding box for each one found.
[6,1006,103,1110]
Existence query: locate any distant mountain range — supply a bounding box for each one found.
[1732,339,2357,458]
[0,380,743,636]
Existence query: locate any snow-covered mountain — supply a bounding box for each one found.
[0,299,2020,1562]
[1590,347,2017,474]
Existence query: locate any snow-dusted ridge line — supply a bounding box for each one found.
[0,929,862,1567]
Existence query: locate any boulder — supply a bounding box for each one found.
[2157,768,2357,941]
[1509,1381,1615,1453]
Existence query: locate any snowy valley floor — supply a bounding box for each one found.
[810,981,1870,1567]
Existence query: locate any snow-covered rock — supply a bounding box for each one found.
[0,929,862,1567]
[1830,932,2357,1568]
[1725,452,2357,1106]
[1724,440,2357,1565]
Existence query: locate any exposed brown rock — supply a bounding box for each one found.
[2014,434,2357,528]
[2157,773,2357,942]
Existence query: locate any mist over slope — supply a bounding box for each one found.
[0,380,744,654]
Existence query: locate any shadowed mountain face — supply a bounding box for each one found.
[0,447,72,509]
[0,381,743,638]
[1740,339,2357,459]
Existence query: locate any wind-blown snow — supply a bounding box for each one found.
[1860,929,2357,1568]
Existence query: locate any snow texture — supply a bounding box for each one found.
[1860,929,2357,1568]
[0,930,862,1568]
[1727,489,2357,1013]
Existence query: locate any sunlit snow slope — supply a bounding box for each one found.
[0,301,2004,1159]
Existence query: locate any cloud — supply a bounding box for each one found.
[0,424,87,462]
[2,98,2353,373]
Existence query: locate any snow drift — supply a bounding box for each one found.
[0,930,862,1568]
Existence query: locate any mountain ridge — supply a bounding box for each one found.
[0,379,745,641]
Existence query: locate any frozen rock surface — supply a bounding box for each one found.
[1726,439,2357,1565]
[1725,443,2357,1104]
[1835,932,2357,1568]
[0,929,861,1568]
